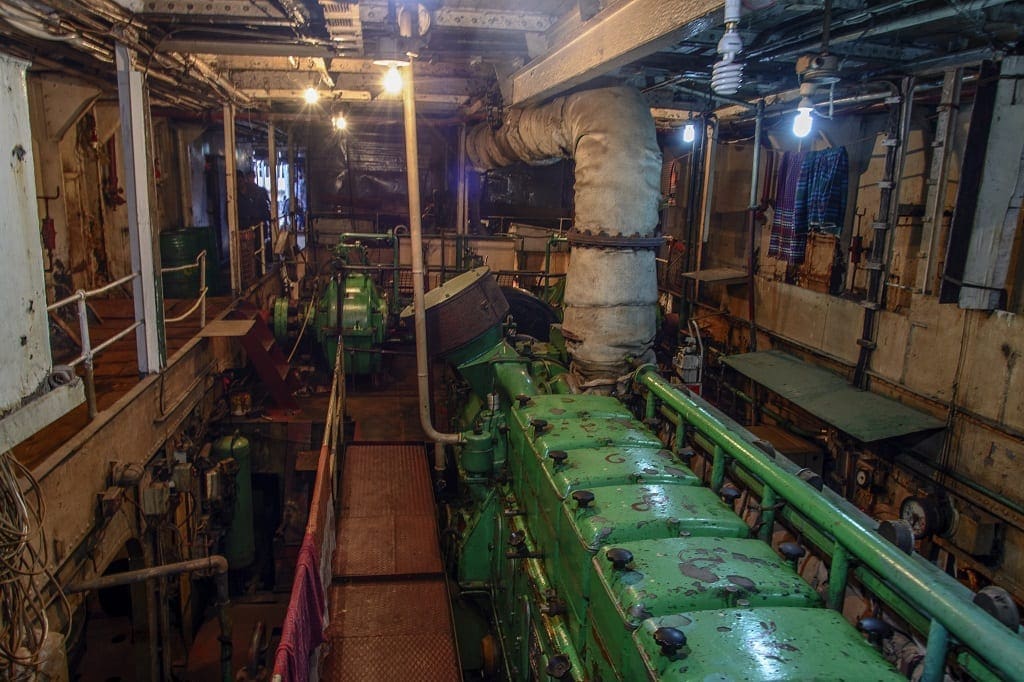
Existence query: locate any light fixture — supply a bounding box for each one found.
[682,121,696,144]
[333,113,348,131]
[711,0,743,95]
[793,96,814,138]
[303,86,320,104]
[382,64,403,94]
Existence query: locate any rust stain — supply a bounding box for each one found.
[726,575,758,592]
[679,562,719,582]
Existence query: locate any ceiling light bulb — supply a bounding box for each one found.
[303,87,320,104]
[793,106,813,138]
[333,114,347,131]
[683,122,696,144]
[383,65,403,94]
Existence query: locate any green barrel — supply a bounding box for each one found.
[213,433,255,569]
[160,228,202,298]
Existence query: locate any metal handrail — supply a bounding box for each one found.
[162,250,208,326]
[45,271,142,420]
[637,367,1024,681]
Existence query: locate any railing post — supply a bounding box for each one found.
[922,620,949,682]
[77,292,97,419]
[711,444,726,493]
[758,485,777,542]
[827,543,850,610]
[199,250,207,328]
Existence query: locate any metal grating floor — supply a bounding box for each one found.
[325,443,459,680]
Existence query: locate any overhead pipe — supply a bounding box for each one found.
[401,54,463,445]
[67,555,233,682]
[636,368,1024,681]
[467,86,662,387]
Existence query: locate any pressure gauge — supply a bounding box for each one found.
[899,495,953,539]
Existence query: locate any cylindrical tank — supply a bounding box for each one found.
[213,433,255,569]
[160,228,202,298]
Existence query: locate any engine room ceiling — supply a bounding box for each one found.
[1,0,1021,116]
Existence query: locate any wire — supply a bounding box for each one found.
[0,450,72,677]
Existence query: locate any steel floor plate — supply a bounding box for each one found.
[340,443,435,517]
[333,513,442,577]
[327,443,458,680]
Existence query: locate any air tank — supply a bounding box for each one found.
[213,433,255,568]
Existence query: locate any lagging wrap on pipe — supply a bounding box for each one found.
[466,87,662,387]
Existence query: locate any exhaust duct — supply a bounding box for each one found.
[466,86,662,388]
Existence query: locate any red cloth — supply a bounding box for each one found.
[272,534,326,682]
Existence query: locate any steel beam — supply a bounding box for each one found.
[917,68,962,295]
[140,0,285,17]
[504,0,722,106]
[115,43,165,373]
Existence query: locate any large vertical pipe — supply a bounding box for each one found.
[401,54,463,446]
[466,87,662,386]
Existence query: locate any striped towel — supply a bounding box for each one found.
[768,151,808,264]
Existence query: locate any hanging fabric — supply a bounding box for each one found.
[768,150,808,264]
[805,146,849,235]
[769,147,849,265]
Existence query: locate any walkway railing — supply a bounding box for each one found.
[271,333,345,682]
[46,272,141,419]
[162,249,208,326]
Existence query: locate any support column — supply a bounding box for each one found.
[456,124,467,235]
[115,43,164,374]
[957,56,1024,310]
[174,128,193,228]
[287,127,297,232]
[917,68,962,295]
[268,121,279,248]
[223,102,240,294]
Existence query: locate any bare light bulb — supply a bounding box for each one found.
[682,123,696,144]
[383,65,403,94]
[303,87,320,104]
[793,106,813,138]
[333,114,348,131]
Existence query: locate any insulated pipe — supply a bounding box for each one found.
[67,555,233,682]
[467,87,662,384]
[636,368,1024,680]
[402,55,463,445]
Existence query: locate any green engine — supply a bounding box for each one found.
[434,268,903,681]
[272,240,390,376]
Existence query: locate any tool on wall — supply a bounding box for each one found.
[37,186,60,271]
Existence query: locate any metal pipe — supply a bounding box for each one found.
[746,102,764,352]
[637,368,1024,680]
[68,555,233,682]
[922,619,949,682]
[401,54,463,446]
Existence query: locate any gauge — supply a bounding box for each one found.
[905,493,950,536]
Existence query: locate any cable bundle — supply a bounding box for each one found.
[0,450,69,678]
